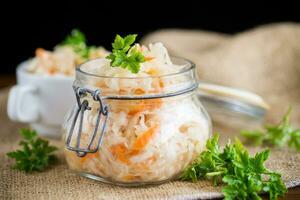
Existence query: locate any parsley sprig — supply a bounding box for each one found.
[7,129,57,173]
[241,108,300,151]
[61,29,94,59]
[180,135,287,200]
[106,34,145,73]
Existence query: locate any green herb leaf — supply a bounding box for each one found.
[63,29,86,46]
[7,128,57,173]
[106,34,145,73]
[241,107,300,151]
[263,173,287,200]
[288,130,300,150]
[61,29,90,59]
[180,134,287,200]
[124,34,136,47]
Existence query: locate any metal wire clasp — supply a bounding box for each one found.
[65,86,109,157]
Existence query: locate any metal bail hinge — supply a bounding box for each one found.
[65,87,109,157]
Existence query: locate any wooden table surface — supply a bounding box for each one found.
[0,74,299,200]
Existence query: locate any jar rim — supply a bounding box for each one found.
[76,56,195,80]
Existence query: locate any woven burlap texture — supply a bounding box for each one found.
[141,23,300,125]
[1,23,300,199]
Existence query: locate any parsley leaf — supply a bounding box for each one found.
[180,135,287,200]
[241,107,300,151]
[106,34,145,73]
[61,29,90,59]
[7,128,58,173]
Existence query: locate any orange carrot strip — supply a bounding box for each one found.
[80,151,100,164]
[145,56,154,61]
[122,175,140,181]
[159,79,164,88]
[48,67,57,75]
[110,143,131,164]
[95,81,107,88]
[134,88,145,95]
[119,89,127,95]
[128,99,162,115]
[35,48,46,57]
[129,125,158,155]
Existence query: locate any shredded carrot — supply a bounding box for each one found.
[129,125,158,155]
[48,67,56,75]
[145,56,154,62]
[80,151,100,164]
[64,70,72,76]
[119,89,127,95]
[127,108,142,115]
[95,81,107,88]
[109,125,158,165]
[134,88,145,95]
[179,125,189,134]
[132,162,149,171]
[147,155,157,162]
[127,99,162,115]
[35,48,46,57]
[159,79,164,88]
[122,175,140,181]
[110,143,131,164]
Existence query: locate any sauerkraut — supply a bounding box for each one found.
[27,46,109,76]
[64,42,210,183]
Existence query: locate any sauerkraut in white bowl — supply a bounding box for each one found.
[7,30,109,137]
[63,41,211,185]
[27,46,108,76]
[27,29,109,76]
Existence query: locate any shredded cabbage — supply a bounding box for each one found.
[27,46,109,76]
[64,42,210,183]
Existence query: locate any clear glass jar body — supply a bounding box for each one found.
[63,58,211,186]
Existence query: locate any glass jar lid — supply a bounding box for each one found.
[198,82,269,127]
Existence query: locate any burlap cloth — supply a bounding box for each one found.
[141,23,300,125]
[1,23,300,199]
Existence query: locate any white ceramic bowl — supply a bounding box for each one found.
[7,61,75,138]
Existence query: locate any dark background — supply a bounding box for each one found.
[1,2,300,74]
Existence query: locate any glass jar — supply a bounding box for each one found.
[62,57,212,186]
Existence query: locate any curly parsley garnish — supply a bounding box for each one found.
[61,29,94,59]
[7,129,57,173]
[241,108,300,151]
[106,34,145,73]
[180,135,287,200]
